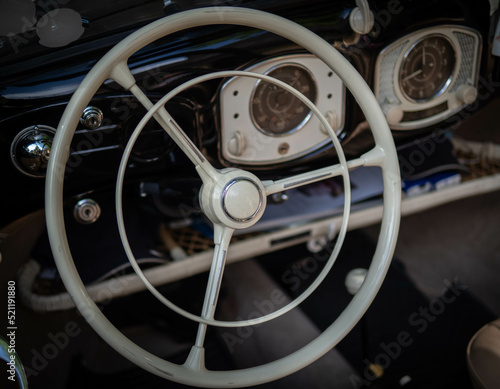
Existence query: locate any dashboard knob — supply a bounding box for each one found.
[227,131,246,156]
[270,192,289,204]
[345,268,368,295]
[10,125,55,177]
[80,106,104,129]
[382,104,404,126]
[319,110,339,135]
[456,85,477,105]
[349,0,374,35]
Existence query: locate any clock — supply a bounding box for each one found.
[374,26,481,130]
[399,35,456,102]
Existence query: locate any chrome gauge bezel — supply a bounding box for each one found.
[249,62,318,137]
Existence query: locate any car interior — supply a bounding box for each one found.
[1,0,500,388]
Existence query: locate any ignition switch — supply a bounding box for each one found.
[80,106,104,129]
[73,199,101,224]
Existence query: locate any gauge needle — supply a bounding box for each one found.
[402,68,423,82]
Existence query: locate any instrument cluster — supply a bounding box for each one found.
[219,54,345,166]
[218,25,482,167]
[375,26,482,130]
[6,26,485,179]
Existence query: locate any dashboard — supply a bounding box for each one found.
[0,0,495,235]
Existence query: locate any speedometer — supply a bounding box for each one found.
[220,54,344,166]
[250,64,317,136]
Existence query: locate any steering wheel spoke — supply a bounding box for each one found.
[264,163,346,195]
[109,59,219,181]
[192,225,233,353]
[183,224,233,372]
[200,224,234,321]
[358,145,388,168]
[264,148,386,195]
[125,81,219,181]
[155,106,219,181]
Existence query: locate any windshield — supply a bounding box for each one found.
[0,0,169,68]
[0,0,319,79]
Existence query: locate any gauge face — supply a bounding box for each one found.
[399,35,456,102]
[251,64,317,136]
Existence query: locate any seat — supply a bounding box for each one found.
[467,319,500,389]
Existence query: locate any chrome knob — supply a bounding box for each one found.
[270,192,289,204]
[74,199,101,224]
[10,125,55,178]
[80,106,103,129]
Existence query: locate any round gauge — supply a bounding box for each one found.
[399,35,456,102]
[251,64,317,136]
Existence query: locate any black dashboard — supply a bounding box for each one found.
[0,0,495,227]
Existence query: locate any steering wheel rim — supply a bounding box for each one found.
[46,7,401,388]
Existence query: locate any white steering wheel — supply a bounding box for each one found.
[46,7,401,388]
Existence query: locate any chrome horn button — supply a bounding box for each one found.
[222,178,263,222]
